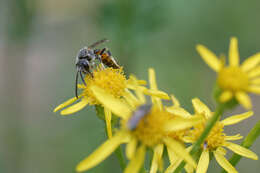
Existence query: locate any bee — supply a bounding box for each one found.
[127,104,152,130]
[75,39,120,98]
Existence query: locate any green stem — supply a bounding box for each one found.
[173,103,227,173]
[221,120,260,173]
[139,164,147,173]
[96,105,127,170]
[114,145,127,171]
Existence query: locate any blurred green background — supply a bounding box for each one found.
[1,0,259,172]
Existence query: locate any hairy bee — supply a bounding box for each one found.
[75,39,120,98]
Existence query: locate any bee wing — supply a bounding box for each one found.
[89,39,109,49]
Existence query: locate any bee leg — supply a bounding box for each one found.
[75,71,79,98]
[96,54,105,69]
[89,71,94,78]
[100,47,108,55]
[79,71,86,86]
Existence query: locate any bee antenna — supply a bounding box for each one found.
[75,71,79,98]
[89,39,109,49]
[79,71,86,86]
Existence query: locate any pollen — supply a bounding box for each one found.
[217,67,249,92]
[82,67,127,105]
[191,121,225,150]
[131,108,172,147]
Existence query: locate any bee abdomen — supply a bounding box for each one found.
[101,54,120,69]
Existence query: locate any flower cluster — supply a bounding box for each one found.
[54,37,259,173]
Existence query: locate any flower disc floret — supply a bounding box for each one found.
[82,67,126,105]
[217,67,249,92]
[191,121,225,150]
[131,108,172,147]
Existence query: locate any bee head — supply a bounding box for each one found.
[77,47,96,61]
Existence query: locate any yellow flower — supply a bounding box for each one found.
[76,68,201,173]
[187,98,258,173]
[197,37,260,109]
[165,95,202,173]
[54,67,127,114]
[53,66,145,138]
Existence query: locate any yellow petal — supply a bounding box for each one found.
[196,150,209,173]
[91,85,131,119]
[248,66,260,78]
[170,94,180,107]
[235,92,252,109]
[224,142,258,160]
[164,138,197,168]
[219,91,233,102]
[123,89,140,109]
[150,144,164,173]
[165,162,181,173]
[141,87,170,100]
[229,37,240,67]
[196,44,222,72]
[214,149,238,173]
[148,68,163,109]
[225,134,243,141]
[164,116,203,132]
[124,145,146,173]
[184,163,194,173]
[192,98,211,118]
[135,89,146,104]
[250,78,260,85]
[167,145,178,164]
[138,80,147,85]
[165,146,192,173]
[166,107,191,118]
[248,85,260,94]
[53,96,79,112]
[126,138,137,160]
[217,147,227,156]
[241,53,260,72]
[221,111,253,126]
[127,76,146,104]
[126,83,136,90]
[104,107,112,138]
[60,98,88,115]
[76,132,128,172]
[148,68,158,90]
[128,74,146,86]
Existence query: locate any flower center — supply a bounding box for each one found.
[191,121,225,150]
[82,67,126,105]
[168,130,188,142]
[217,67,249,92]
[131,108,172,147]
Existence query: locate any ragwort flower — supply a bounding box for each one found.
[76,68,201,173]
[187,98,258,173]
[197,37,260,109]
[53,67,127,114]
[53,66,146,138]
[165,95,202,173]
